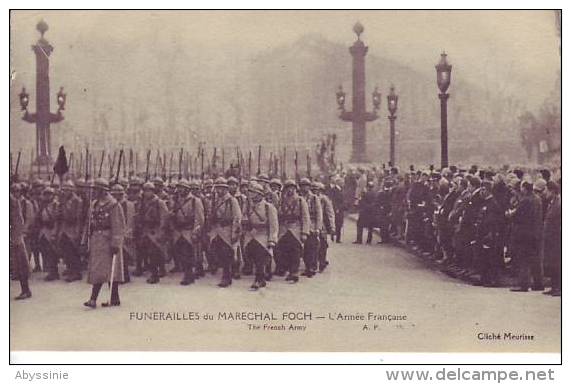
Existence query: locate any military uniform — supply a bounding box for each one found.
[84,178,126,308]
[111,184,136,283]
[138,182,169,284]
[242,182,279,290]
[277,180,310,282]
[300,179,323,277]
[209,178,242,287]
[171,180,205,285]
[474,191,503,286]
[37,188,60,281]
[10,193,31,299]
[314,183,335,272]
[59,183,83,281]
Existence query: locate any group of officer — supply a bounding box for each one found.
[353,165,562,296]
[9,173,339,307]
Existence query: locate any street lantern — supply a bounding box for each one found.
[435,51,452,168]
[19,87,29,111]
[336,85,346,110]
[387,84,398,116]
[57,87,66,111]
[435,52,452,94]
[372,86,381,111]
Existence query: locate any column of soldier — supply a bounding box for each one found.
[9,151,340,308]
[350,163,561,296]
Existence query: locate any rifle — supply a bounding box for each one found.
[268,152,273,177]
[109,151,117,179]
[97,150,106,178]
[69,152,74,180]
[248,150,252,179]
[282,147,287,180]
[154,150,160,178]
[222,148,225,174]
[294,150,299,182]
[178,148,183,181]
[85,146,90,182]
[257,145,261,176]
[306,153,311,178]
[29,148,34,180]
[128,148,134,179]
[14,150,21,180]
[168,151,174,182]
[200,148,205,182]
[145,149,151,182]
[163,151,167,180]
[115,148,124,185]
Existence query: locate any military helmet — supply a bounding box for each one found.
[130,177,143,187]
[94,177,110,190]
[240,179,250,187]
[248,182,265,196]
[270,178,282,188]
[118,177,129,189]
[283,179,297,189]
[10,183,21,192]
[203,178,214,188]
[43,186,56,195]
[177,179,192,190]
[214,177,228,188]
[61,180,75,191]
[152,176,164,186]
[310,181,320,190]
[142,181,155,191]
[227,176,239,185]
[189,179,201,190]
[533,178,547,192]
[110,183,125,194]
[299,177,311,186]
[257,174,269,183]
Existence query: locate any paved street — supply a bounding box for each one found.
[10,219,560,353]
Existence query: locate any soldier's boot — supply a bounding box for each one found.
[44,273,60,282]
[158,263,167,278]
[318,261,329,273]
[218,268,232,288]
[146,275,160,284]
[15,291,32,300]
[180,267,195,286]
[65,272,82,282]
[285,273,299,284]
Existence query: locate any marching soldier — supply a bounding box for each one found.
[110,183,136,283]
[242,182,279,290]
[238,179,254,276]
[37,187,61,281]
[27,179,44,272]
[10,191,32,300]
[189,180,206,277]
[209,177,242,287]
[58,181,83,282]
[171,179,205,285]
[312,182,335,272]
[228,176,242,279]
[201,178,217,273]
[268,178,282,208]
[354,181,377,245]
[276,179,310,283]
[299,178,323,277]
[138,181,168,284]
[325,176,345,243]
[83,178,126,308]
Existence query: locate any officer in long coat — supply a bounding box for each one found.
[10,192,32,300]
[37,187,60,281]
[84,178,125,308]
[277,179,310,283]
[58,181,83,282]
[299,178,323,277]
[242,182,279,290]
[171,179,205,285]
[110,183,136,283]
[238,179,254,275]
[325,176,345,243]
[189,180,207,277]
[209,177,242,287]
[354,181,377,245]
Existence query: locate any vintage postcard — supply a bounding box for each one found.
[9,9,561,363]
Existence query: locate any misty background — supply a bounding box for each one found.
[9,10,561,168]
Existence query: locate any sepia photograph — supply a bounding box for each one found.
[8,8,561,364]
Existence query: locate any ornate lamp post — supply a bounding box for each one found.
[18,20,66,167]
[387,85,398,165]
[336,22,380,163]
[435,52,452,169]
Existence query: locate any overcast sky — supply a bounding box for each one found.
[11,10,560,110]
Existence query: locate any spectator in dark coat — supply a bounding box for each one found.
[354,182,377,245]
[542,181,561,296]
